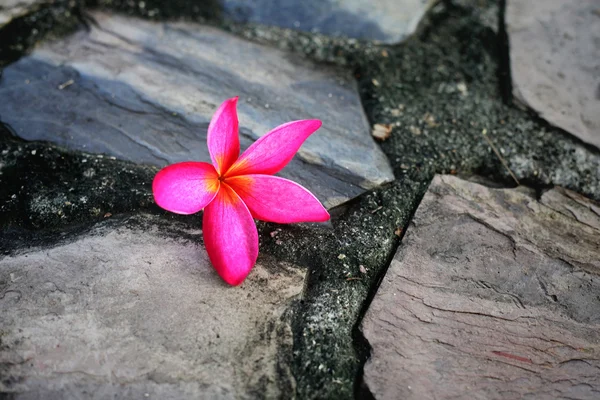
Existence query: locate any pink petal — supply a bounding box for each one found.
[153,162,219,214]
[203,184,259,285]
[225,120,321,176]
[226,175,330,223]
[207,97,240,174]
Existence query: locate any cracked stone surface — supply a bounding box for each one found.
[0,214,304,399]
[221,0,432,43]
[362,175,600,399]
[0,0,49,28]
[506,0,600,149]
[0,11,393,209]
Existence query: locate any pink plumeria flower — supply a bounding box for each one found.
[153,97,330,285]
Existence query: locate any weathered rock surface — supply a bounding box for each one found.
[362,175,600,399]
[0,214,304,399]
[221,0,431,43]
[506,0,600,149]
[0,12,393,209]
[0,0,49,28]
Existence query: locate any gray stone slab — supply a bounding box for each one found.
[0,12,393,209]
[221,0,432,43]
[506,0,600,149]
[0,0,49,28]
[0,214,304,399]
[362,175,600,399]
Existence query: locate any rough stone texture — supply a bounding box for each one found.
[2,0,600,398]
[0,11,393,209]
[506,0,600,149]
[362,175,600,399]
[0,0,49,28]
[221,0,431,43]
[0,214,304,399]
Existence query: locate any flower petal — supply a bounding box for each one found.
[226,175,330,223]
[203,184,259,285]
[207,97,240,174]
[153,162,219,214]
[225,120,321,176]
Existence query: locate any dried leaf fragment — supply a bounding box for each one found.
[372,123,392,141]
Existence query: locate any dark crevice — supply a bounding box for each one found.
[522,105,600,158]
[0,0,83,68]
[497,0,512,104]
[0,122,19,140]
[457,172,518,189]
[351,180,429,400]
[0,129,158,246]
[420,0,454,43]
[86,0,224,22]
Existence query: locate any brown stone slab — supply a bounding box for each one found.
[362,175,600,399]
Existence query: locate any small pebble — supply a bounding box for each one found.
[409,125,422,135]
[372,124,392,141]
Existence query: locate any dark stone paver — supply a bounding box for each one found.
[0,214,303,398]
[0,11,393,209]
[507,0,600,149]
[221,0,432,43]
[362,174,600,399]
